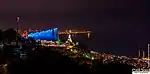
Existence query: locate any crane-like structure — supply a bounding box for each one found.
[58,30,91,39]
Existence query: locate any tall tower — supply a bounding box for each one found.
[16,16,19,46]
[138,49,141,58]
[142,50,145,58]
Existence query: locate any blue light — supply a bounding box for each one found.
[27,28,58,41]
[34,32,39,39]
[53,28,58,40]
[28,33,34,38]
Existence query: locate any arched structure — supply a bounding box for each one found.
[27,28,58,41]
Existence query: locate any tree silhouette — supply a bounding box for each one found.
[0,29,3,41]
[3,28,21,42]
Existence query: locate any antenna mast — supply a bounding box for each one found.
[16,16,19,46]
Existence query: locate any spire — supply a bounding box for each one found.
[138,49,141,58]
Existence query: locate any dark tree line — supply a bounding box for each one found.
[0,28,23,64]
[0,28,22,42]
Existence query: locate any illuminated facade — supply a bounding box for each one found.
[27,28,58,41]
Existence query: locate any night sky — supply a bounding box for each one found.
[0,0,149,56]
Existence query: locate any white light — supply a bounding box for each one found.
[17,16,20,22]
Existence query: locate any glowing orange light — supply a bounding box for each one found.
[22,31,28,37]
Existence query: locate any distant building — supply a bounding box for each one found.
[27,28,58,41]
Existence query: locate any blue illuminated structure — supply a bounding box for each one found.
[27,28,58,41]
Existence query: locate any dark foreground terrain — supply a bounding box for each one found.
[5,47,133,74]
[0,28,134,74]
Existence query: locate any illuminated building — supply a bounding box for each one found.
[27,28,58,41]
